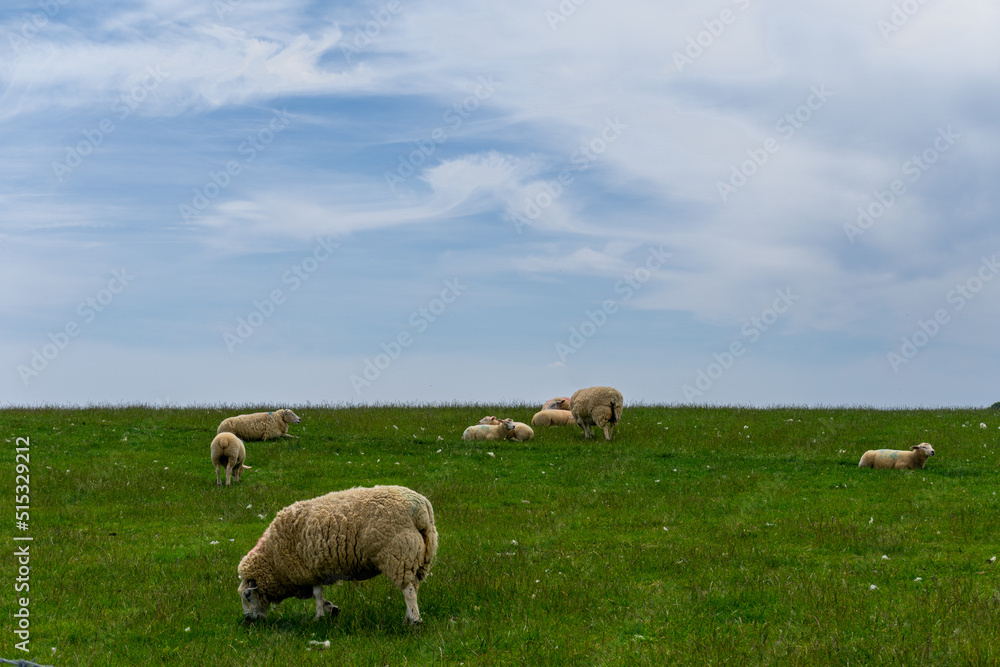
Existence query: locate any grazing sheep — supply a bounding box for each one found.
[238,485,437,624]
[478,416,534,441]
[570,386,624,440]
[858,443,936,470]
[530,409,576,426]
[462,417,517,441]
[543,397,571,411]
[217,409,301,441]
[211,432,251,486]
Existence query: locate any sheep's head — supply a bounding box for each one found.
[500,418,515,431]
[239,579,268,620]
[279,409,301,424]
[479,416,498,425]
[911,442,935,457]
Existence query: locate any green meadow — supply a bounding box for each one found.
[3,404,999,665]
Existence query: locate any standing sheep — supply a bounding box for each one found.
[238,485,438,624]
[543,397,571,411]
[211,432,251,486]
[530,409,576,426]
[858,443,935,470]
[478,416,534,441]
[462,417,517,441]
[570,386,624,440]
[217,409,301,441]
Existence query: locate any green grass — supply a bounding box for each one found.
[3,404,1000,665]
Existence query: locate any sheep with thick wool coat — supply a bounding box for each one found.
[571,386,624,440]
[217,409,301,441]
[211,432,251,486]
[478,416,534,441]
[858,443,935,470]
[462,417,517,441]
[530,409,576,426]
[238,485,437,624]
[543,397,571,411]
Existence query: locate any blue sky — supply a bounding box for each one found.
[2,0,998,407]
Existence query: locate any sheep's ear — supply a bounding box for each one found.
[911,445,919,451]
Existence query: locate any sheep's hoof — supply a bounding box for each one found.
[405,617,423,626]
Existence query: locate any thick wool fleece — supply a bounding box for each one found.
[238,485,437,619]
[531,409,576,426]
[210,432,248,486]
[570,386,624,440]
[858,443,935,470]
[217,409,300,441]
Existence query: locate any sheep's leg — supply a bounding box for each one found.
[282,433,299,439]
[401,582,421,625]
[603,424,614,440]
[225,463,234,486]
[215,464,222,486]
[313,585,338,619]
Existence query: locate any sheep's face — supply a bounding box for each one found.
[239,579,268,620]
[500,418,515,431]
[912,443,935,457]
[280,409,301,424]
[479,416,498,425]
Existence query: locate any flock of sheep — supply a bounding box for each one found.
[209,387,935,625]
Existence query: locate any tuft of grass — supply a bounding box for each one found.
[3,404,999,665]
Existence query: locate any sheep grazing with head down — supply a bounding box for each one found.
[530,409,576,426]
[858,442,935,470]
[217,409,301,441]
[462,417,517,441]
[543,397,571,411]
[570,386,624,440]
[238,485,438,625]
[211,432,251,486]
[478,416,534,441]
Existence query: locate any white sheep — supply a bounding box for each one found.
[858,443,936,470]
[238,485,438,624]
[530,409,576,426]
[478,416,534,441]
[211,432,251,486]
[542,397,571,411]
[570,386,624,440]
[217,409,301,441]
[462,417,517,441]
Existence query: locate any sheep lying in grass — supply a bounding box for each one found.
[238,485,437,624]
[462,417,517,441]
[478,416,534,441]
[543,397,571,411]
[530,409,576,426]
[571,386,623,440]
[217,409,301,441]
[858,443,936,470]
[211,432,251,486]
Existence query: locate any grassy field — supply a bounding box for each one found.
[3,404,1000,665]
